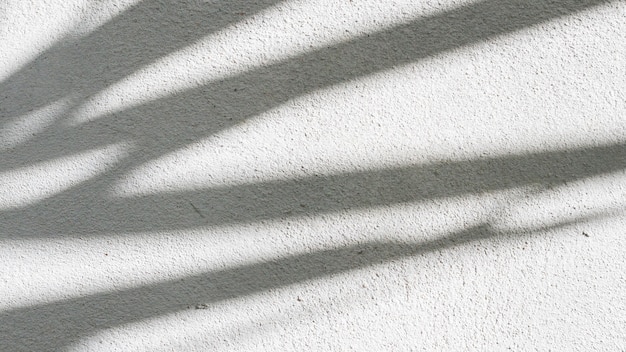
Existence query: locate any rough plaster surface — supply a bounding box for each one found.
[1,0,625,351]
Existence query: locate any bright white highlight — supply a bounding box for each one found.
[0,143,130,209]
[1,99,71,150]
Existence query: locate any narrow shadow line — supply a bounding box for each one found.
[1,209,612,352]
[0,224,509,352]
[1,142,624,238]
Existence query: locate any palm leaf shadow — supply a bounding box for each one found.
[0,0,623,349]
[0,0,285,121]
[1,216,610,352]
[1,141,624,238]
[0,0,618,239]
[2,0,611,171]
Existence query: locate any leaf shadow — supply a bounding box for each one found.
[0,0,617,238]
[0,218,604,352]
[0,0,623,350]
[1,141,624,238]
[0,0,284,121]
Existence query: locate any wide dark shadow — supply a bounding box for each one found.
[0,0,617,239]
[1,141,625,238]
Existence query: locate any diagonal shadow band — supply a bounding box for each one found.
[1,0,613,172]
[0,0,619,239]
[1,142,624,238]
[0,218,601,352]
[0,1,622,350]
[0,0,284,120]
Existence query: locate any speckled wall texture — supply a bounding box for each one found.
[1,0,625,351]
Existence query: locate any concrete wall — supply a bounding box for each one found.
[1,0,625,350]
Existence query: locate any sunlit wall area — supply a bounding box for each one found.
[1,0,625,351]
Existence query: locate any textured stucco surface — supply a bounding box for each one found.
[1,0,625,351]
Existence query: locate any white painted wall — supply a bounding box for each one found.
[1,0,625,350]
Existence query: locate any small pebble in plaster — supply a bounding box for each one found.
[195,304,209,309]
